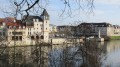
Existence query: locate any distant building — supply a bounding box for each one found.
[77,22,120,37]
[49,24,57,33]
[57,25,77,37]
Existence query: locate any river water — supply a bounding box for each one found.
[0,40,120,67]
[102,40,120,67]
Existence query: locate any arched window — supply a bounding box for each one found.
[40,36,44,39]
[31,36,34,40]
[36,36,39,39]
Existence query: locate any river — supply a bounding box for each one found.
[0,40,120,67]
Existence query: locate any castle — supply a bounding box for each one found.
[0,9,50,46]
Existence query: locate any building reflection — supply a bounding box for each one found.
[0,40,117,67]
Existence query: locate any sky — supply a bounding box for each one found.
[0,0,120,26]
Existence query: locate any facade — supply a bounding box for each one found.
[0,9,50,46]
[77,22,120,37]
[23,9,50,42]
[49,24,57,33]
[49,24,57,38]
[56,22,120,37]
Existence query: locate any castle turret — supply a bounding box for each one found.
[40,9,49,20]
[41,9,49,42]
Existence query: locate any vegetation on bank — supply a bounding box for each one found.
[109,36,120,40]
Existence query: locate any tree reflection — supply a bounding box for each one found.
[0,41,107,67]
[49,41,106,67]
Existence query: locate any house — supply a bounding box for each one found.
[23,9,49,42]
[0,9,50,46]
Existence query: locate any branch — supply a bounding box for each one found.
[25,0,39,11]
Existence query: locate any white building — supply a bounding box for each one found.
[49,24,57,33]
[20,9,50,43]
[77,22,120,37]
[0,9,50,46]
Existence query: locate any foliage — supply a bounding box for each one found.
[109,36,120,40]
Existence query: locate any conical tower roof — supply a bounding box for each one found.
[41,9,49,17]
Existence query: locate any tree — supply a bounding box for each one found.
[1,0,94,20]
[0,0,95,67]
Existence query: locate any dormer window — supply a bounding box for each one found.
[36,19,39,22]
[23,26,25,28]
[19,26,21,29]
[46,16,47,19]
[33,19,35,22]
[9,26,12,29]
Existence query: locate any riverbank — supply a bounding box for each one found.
[105,36,120,41]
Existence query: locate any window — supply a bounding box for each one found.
[36,36,39,39]
[40,24,42,26]
[19,36,22,41]
[31,36,34,40]
[12,36,15,40]
[30,32,31,35]
[33,19,35,22]
[12,36,18,41]
[41,36,44,39]
[9,32,11,34]
[36,19,39,22]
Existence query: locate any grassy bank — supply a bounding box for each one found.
[109,36,120,40]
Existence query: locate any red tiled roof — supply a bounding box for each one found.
[0,17,23,27]
[0,17,17,23]
[4,17,15,23]
[0,18,4,22]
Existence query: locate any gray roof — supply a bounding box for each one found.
[23,15,43,22]
[40,9,49,17]
[78,22,112,27]
[22,15,43,26]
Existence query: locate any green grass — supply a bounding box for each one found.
[110,36,120,40]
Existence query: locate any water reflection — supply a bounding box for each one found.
[103,40,120,67]
[0,40,120,67]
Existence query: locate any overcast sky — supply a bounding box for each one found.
[0,0,120,26]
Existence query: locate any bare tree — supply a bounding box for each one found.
[0,0,95,67]
[0,0,94,20]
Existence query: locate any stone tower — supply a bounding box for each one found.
[40,9,49,42]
